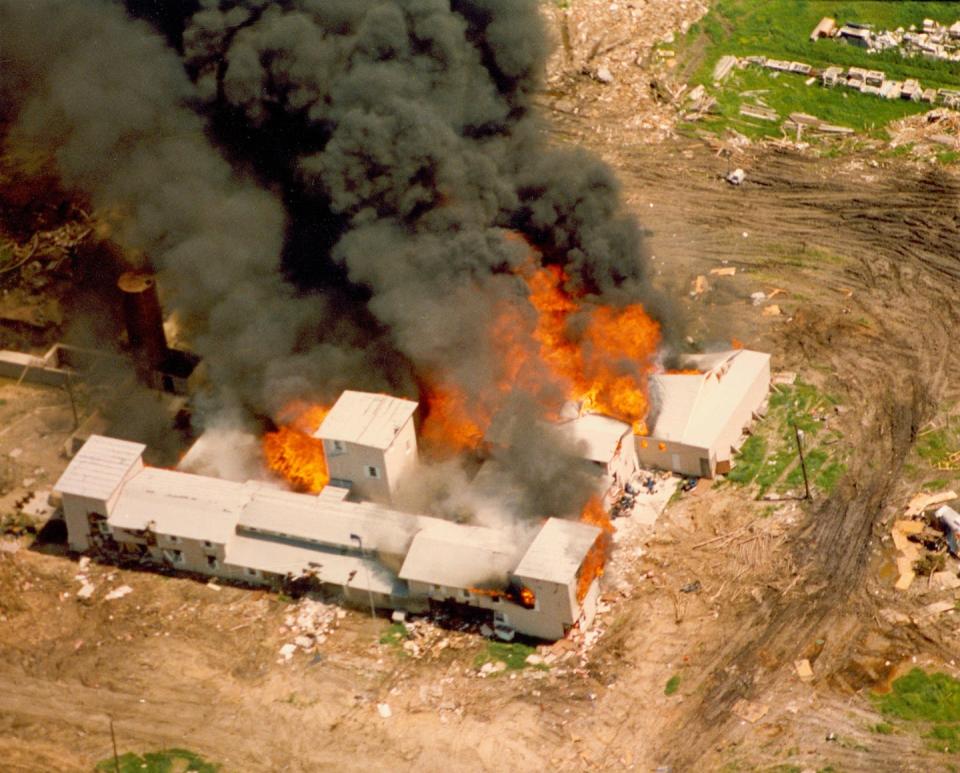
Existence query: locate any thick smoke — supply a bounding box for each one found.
[0,0,664,520]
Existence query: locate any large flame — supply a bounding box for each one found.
[420,252,661,456]
[262,401,331,493]
[577,495,614,603]
[525,264,660,435]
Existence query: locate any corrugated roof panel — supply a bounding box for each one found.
[513,517,600,585]
[314,390,417,449]
[223,534,405,595]
[554,413,631,463]
[398,523,519,589]
[107,467,257,543]
[53,435,146,500]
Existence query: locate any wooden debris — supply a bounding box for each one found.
[691,275,709,296]
[732,699,769,723]
[710,267,737,277]
[905,490,957,517]
[761,304,781,317]
[794,659,814,681]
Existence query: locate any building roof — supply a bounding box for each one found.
[398,521,519,590]
[54,434,145,501]
[513,517,601,585]
[237,487,432,557]
[647,350,771,450]
[315,390,417,449]
[223,534,405,595]
[553,413,631,464]
[108,467,256,544]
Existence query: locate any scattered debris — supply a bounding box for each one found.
[104,585,133,601]
[905,490,956,518]
[761,304,781,317]
[278,643,297,663]
[750,291,766,305]
[794,658,814,681]
[732,698,769,723]
[739,104,778,122]
[931,570,960,590]
[710,267,737,276]
[936,505,960,555]
[377,702,392,719]
[595,66,614,84]
[725,168,745,185]
[713,55,737,83]
[691,275,709,296]
[680,580,701,594]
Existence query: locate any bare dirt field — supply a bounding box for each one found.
[2,3,960,772]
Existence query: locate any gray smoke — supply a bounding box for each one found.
[0,0,661,520]
[0,0,395,419]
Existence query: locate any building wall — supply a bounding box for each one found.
[62,457,145,551]
[381,419,418,500]
[323,415,417,505]
[635,436,713,478]
[711,357,771,465]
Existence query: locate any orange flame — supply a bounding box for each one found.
[420,249,662,456]
[525,264,661,434]
[577,495,614,603]
[262,401,331,493]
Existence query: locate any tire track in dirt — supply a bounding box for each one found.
[615,147,960,769]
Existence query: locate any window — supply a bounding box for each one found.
[163,549,184,565]
[328,439,346,455]
[245,567,261,579]
[167,534,181,545]
[203,540,214,549]
[96,521,111,536]
[365,465,381,479]
[206,555,220,570]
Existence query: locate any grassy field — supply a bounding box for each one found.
[726,381,846,496]
[678,1,960,139]
[873,668,960,754]
[96,748,219,772]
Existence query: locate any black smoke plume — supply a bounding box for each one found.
[0,0,667,519]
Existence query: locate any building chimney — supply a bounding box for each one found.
[117,271,167,370]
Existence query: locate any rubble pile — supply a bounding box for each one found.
[277,597,345,662]
[891,490,960,592]
[888,108,960,150]
[540,0,711,145]
[816,16,960,63]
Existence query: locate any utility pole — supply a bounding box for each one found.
[350,533,376,620]
[793,424,811,500]
[109,716,120,773]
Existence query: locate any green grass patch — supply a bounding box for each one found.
[96,748,219,773]
[474,641,544,672]
[677,0,960,139]
[727,435,766,484]
[870,721,895,734]
[927,724,960,753]
[379,622,410,646]
[665,674,681,695]
[875,668,960,722]
[728,381,847,496]
[756,448,796,493]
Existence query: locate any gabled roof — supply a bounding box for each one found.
[398,521,519,589]
[315,390,417,449]
[108,467,257,544]
[513,517,600,585]
[54,434,145,501]
[223,534,406,595]
[553,413,631,464]
[237,487,430,556]
[647,350,771,449]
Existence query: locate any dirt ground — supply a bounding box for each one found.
[3,3,960,772]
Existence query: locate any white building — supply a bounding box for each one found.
[553,413,639,502]
[314,391,419,505]
[54,434,602,640]
[636,349,771,478]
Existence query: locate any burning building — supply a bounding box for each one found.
[54,425,603,641]
[638,349,771,478]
